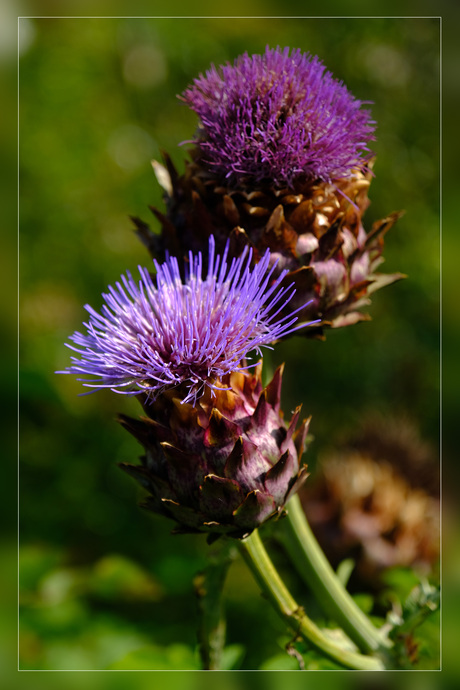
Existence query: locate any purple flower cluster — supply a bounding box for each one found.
[182,46,376,187]
[60,236,315,404]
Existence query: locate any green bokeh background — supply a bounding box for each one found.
[9,3,446,681]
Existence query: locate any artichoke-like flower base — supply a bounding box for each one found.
[134,154,404,339]
[119,363,310,540]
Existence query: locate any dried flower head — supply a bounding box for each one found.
[181,45,376,187]
[60,236,315,403]
[301,417,440,585]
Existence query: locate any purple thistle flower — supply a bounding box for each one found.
[181,45,376,187]
[60,236,316,404]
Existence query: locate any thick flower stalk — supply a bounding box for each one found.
[136,45,403,337]
[60,235,317,404]
[120,363,310,539]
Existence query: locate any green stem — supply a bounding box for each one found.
[280,494,391,655]
[194,541,236,670]
[239,530,385,670]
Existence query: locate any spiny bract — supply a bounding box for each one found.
[120,363,310,540]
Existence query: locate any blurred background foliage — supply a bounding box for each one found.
[10,1,445,678]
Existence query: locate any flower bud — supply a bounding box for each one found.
[120,364,310,540]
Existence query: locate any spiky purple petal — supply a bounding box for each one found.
[60,236,317,403]
[181,45,376,187]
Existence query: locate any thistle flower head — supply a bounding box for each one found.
[60,236,314,404]
[120,363,311,538]
[181,45,376,187]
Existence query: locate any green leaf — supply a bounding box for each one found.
[38,568,86,605]
[351,593,374,615]
[301,651,344,671]
[390,580,440,640]
[386,580,440,669]
[336,558,355,588]
[259,653,300,670]
[220,644,245,670]
[19,545,62,595]
[108,644,201,670]
[88,554,163,601]
[380,566,421,601]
